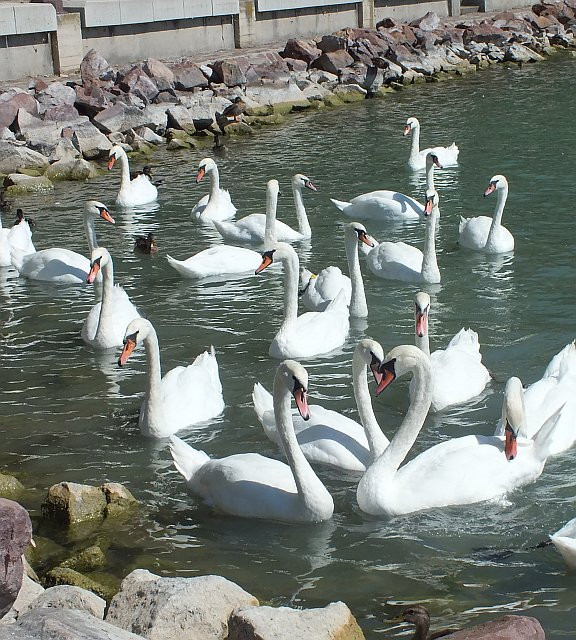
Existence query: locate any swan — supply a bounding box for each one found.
[356,346,560,517]
[213,173,315,243]
[459,175,514,254]
[10,201,114,284]
[412,292,490,412]
[166,179,280,279]
[253,338,390,472]
[550,517,576,570]
[191,157,237,223]
[493,341,576,456]
[108,145,158,207]
[0,210,36,267]
[169,359,334,523]
[403,116,459,171]
[300,222,374,317]
[118,317,224,438]
[81,248,140,349]
[366,165,441,284]
[255,242,349,359]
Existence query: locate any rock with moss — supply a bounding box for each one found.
[44,568,115,601]
[100,483,138,519]
[45,159,99,181]
[41,482,107,525]
[244,113,286,127]
[0,473,25,499]
[24,535,67,572]
[4,174,54,195]
[223,122,255,137]
[333,84,367,103]
[59,545,106,573]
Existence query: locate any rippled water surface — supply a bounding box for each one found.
[2,56,576,636]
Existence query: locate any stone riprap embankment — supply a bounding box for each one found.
[0,1,574,192]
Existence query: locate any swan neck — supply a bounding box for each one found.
[118,151,131,191]
[353,352,389,461]
[94,259,114,339]
[420,205,440,282]
[280,251,299,328]
[292,182,311,238]
[345,231,368,318]
[426,160,436,192]
[486,184,508,246]
[84,213,97,254]
[264,188,279,249]
[208,166,220,200]
[143,328,163,402]
[409,123,421,165]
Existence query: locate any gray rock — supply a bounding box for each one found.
[74,85,113,118]
[0,500,33,619]
[244,82,308,107]
[10,608,147,640]
[143,59,175,92]
[170,63,208,90]
[106,569,258,639]
[211,59,247,86]
[49,138,81,163]
[133,127,164,145]
[36,82,76,115]
[227,602,364,640]
[178,95,232,122]
[44,158,99,182]
[0,142,49,174]
[41,482,107,525]
[22,585,105,619]
[4,175,54,194]
[1,576,44,624]
[312,50,355,74]
[80,49,115,87]
[43,104,81,122]
[504,42,545,62]
[281,39,321,64]
[446,614,545,639]
[0,473,25,499]
[93,104,152,134]
[0,128,15,141]
[0,90,38,129]
[120,68,159,104]
[410,11,441,31]
[140,105,169,131]
[166,106,195,133]
[333,83,368,102]
[283,57,309,72]
[317,34,348,53]
[71,121,113,159]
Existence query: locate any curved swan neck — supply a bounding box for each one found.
[117,151,131,191]
[95,259,114,339]
[345,230,368,318]
[142,326,163,403]
[486,183,508,249]
[426,158,436,192]
[408,122,421,166]
[84,213,98,254]
[292,182,311,238]
[264,187,279,249]
[272,373,328,509]
[421,204,440,283]
[208,165,220,201]
[353,351,389,461]
[279,249,299,328]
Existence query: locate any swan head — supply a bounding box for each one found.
[484,174,507,197]
[423,190,439,217]
[502,376,526,461]
[85,200,115,224]
[267,179,281,199]
[426,152,442,169]
[375,345,428,395]
[276,360,310,420]
[292,174,317,191]
[403,116,420,136]
[86,247,112,284]
[196,158,217,184]
[356,338,385,386]
[414,292,431,338]
[255,242,295,275]
[347,222,375,249]
[298,267,316,295]
[118,317,153,367]
[108,145,126,170]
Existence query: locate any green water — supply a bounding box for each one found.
[2,56,576,636]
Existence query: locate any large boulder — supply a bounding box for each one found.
[4,175,54,195]
[169,63,208,90]
[21,585,106,619]
[280,39,321,64]
[312,50,355,74]
[227,602,364,640]
[36,82,76,115]
[44,158,99,182]
[0,473,25,499]
[0,90,39,129]
[41,482,107,525]
[0,500,33,619]
[119,67,159,104]
[80,49,115,87]
[1,576,44,624]
[166,106,195,133]
[211,59,247,86]
[0,142,49,174]
[143,59,175,92]
[75,85,113,118]
[93,103,153,134]
[106,569,258,639]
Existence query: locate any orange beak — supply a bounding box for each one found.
[403,124,411,136]
[196,167,206,184]
[484,183,496,197]
[358,230,375,248]
[505,423,518,461]
[86,259,101,284]
[424,196,434,216]
[415,310,427,338]
[293,387,310,421]
[118,338,137,367]
[255,253,273,274]
[108,156,116,171]
[375,360,396,396]
[100,208,115,224]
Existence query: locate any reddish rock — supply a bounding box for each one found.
[463,22,512,45]
[74,84,113,117]
[0,90,39,128]
[311,50,355,74]
[281,39,321,64]
[143,58,175,91]
[43,103,81,122]
[119,67,159,103]
[169,63,208,90]
[80,49,115,87]
[447,614,545,639]
[211,59,247,86]
[283,57,309,72]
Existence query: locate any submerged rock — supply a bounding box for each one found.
[0,473,25,499]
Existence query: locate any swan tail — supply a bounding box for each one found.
[542,341,576,379]
[458,216,468,233]
[533,402,566,461]
[193,346,222,390]
[329,198,351,212]
[169,435,210,482]
[447,328,482,358]
[325,287,349,313]
[9,246,25,271]
[252,382,273,424]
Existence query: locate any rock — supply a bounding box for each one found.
[169,63,208,90]
[0,90,38,129]
[178,95,232,121]
[333,83,368,102]
[0,128,15,141]
[211,59,247,86]
[49,138,81,163]
[133,127,164,145]
[312,50,355,74]
[45,158,99,182]
[119,68,159,104]
[281,39,321,64]
[140,105,169,132]
[43,568,114,601]
[244,82,309,110]
[22,585,106,619]
[0,473,24,499]
[143,59,175,92]
[228,602,364,640]
[93,103,153,135]
[100,483,138,518]
[75,85,113,118]
[106,569,258,639]
[463,22,512,46]
[504,42,545,62]
[9,608,147,640]
[446,614,545,639]
[166,138,192,150]
[283,57,309,72]
[41,482,107,525]
[0,142,49,174]
[43,104,81,122]
[71,121,113,159]
[0,499,33,619]
[410,11,441,31]
[166,106,195,133]
[36,82,76,115]
[59,545,106,573]
[4,175,54,195]
[18,119,63,157]
[317,34,348,53]
[80,49,115,87]
[1,576,45,624]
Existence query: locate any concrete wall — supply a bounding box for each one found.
[374,0,449,21]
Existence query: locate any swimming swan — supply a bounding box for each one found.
[255,242,349,359]
[191,157,237,223]
[357,346,559,516]
[169,359,334,523]
[108,145,158,207]
[550,517,576,570]
[403,116,459,171]
[459,175,514,254]
[118,317,224,438]
[253,338,389,472]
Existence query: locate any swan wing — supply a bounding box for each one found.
[167,246,261,278]
[15,248,89,283]
[366,241,423,281]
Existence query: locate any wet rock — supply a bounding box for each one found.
[211,59,247,86]
[166,106,195,133]
[1,576,45,624]
[169,63,208,90]
[281,39,321,64]
[166,138,192,150]
[106,569,258,639]
[45,159,99,182]
[333,83,368,102]
[101,482,138,518]
[504,42,545,61]
[4,175,54,195]
[41,482,107,525]
[228,601,364,640]
[80,49,115,87]
[22,585,106,619]
[59,545,106,573]
[312,50,355,74]
[44,568,114,601]
[143,59,175,92]
[0,473,25,499]
[0,142,49,174]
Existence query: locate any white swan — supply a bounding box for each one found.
[166,179,279,279]
[550,517,576,570]
[300,222,374,317]
[366,168,441,284]
[255,242,349,359]
[403,116,459,171]
[357,347,559,516]
[253,338,389,472]
[213,173,315,243]
[108,145,158,207]
[494,342,576,456]
[191,157,237,223]
[459,175,514,254]
[10,201,114,284]
[169,359,334,522]
[118,317,224,438]
[81,248,140,349]
[0,210,36,267]
[412,292,490,412]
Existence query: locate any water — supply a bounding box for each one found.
[2,55,576,636]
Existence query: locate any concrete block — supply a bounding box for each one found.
[183,0,213,18]
[80,1,121,28]
[257,0,354,11]
[153,0,186,21]
[0,6,16,37]
[14,3,57,35]
[52,12,83,74]
[212,0,239,16]
[119,0,154,24]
